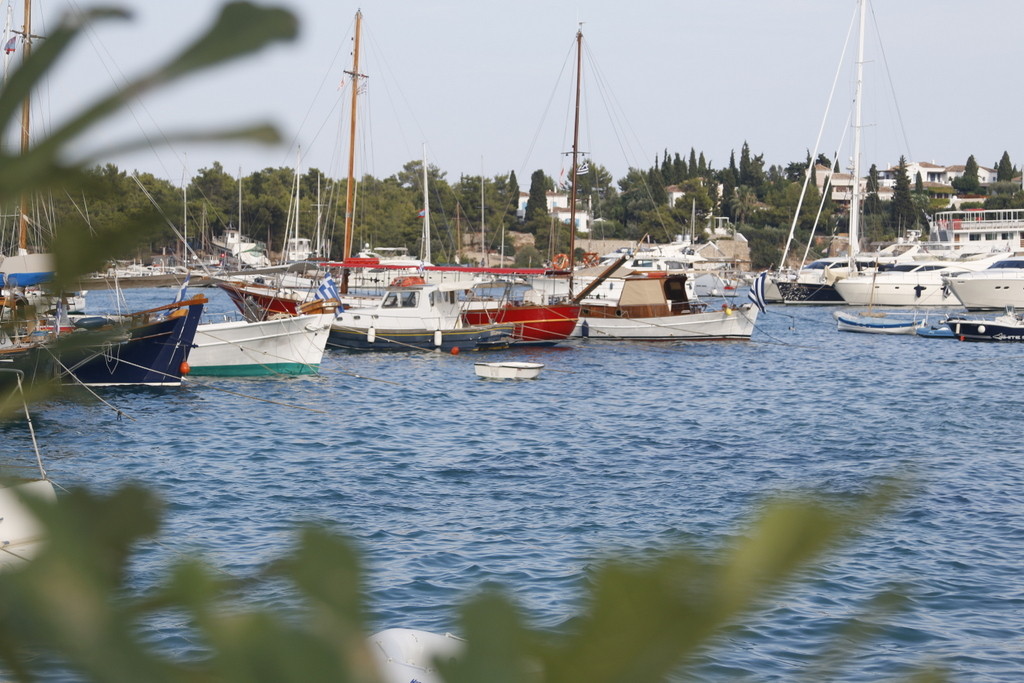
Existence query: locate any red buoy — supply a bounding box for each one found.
[179,361,191,375]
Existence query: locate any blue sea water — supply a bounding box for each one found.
[13,287,1024,681]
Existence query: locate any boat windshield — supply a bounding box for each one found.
[381,291,419,308]
[989,259,1024,269]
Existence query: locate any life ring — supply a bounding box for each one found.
[582,252,599,267]
[390,275,426,287]
[552,253,570,270]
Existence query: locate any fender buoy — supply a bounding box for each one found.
[552,253,570,270]
[179,361,190,375]
[450,347,460,355]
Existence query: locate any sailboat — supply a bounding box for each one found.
[1,1,58,299]
[556,27,758,341]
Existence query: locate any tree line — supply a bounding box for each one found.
[29,147,1023,271]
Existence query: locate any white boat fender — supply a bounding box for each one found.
[433,330,442,347]
[367,327,376,343]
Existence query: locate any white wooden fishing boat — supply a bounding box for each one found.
[368,628,463,683]
[833,310,925,335]
[474,361,544,379]
[188,312,334,376]
[328,279,512,352]
[573,272,758,341]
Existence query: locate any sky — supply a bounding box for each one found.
[15,0,1024,187]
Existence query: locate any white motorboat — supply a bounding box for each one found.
[833,254,1005,307]
[328,279,512,352]
[474,361,544,379]
[942,257,1024,310]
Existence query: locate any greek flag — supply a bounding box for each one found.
[747,271,768,314]
[173,273,191,303]
[316,272,343,316]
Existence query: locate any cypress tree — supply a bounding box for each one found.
[997,151,1014,182]
[890,156,915,232]
[523,169,549,234]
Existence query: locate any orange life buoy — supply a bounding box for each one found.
[552,253,570,270]
[390,275,426,287]
[582,252,599,267]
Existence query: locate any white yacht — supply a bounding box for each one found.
[833,253,1006,306]
[942,257,1024,310]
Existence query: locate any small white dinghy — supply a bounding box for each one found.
[474,361,544,379]
[367,628,464,683]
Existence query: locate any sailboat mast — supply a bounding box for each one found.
[848,0,866,271]
[292,147,301,262]
[480,159,486,268]
[567,26,583,295]
[16,0,31,253]
[340,9,362,293]
[421,144,430,263]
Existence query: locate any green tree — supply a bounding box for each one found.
[996,151,1014,182]
[952,155,981,195]
[522,169,549,235]
[889,156,916,235]
[732,186,757,227]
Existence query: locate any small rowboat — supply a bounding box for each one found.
[473,361,544,379]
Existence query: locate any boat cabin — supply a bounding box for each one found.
[581,273,706,318]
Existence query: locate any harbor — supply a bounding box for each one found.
[3,285,1023,680]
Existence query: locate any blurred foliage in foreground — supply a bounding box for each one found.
[1,4,947,682]
[2,482,949,682]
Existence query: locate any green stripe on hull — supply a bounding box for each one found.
[188,363,319,377]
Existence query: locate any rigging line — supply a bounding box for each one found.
[582,39,673,240]
[516,39,576,181]
[44,350,136,421]
[780,1,859,271]
[799,130,849,270]
[868,1,912,161]
[281,13,355,166]
[63,0,184,183]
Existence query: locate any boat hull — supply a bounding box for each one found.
[0,478,57,569]
[462,303,579,345]
[776,281,845,304]
[327,323,512,352]
[943,277,1024,311]
[218,281,303,317]
[945,317,1024,342]
[188,313,332,376]
[574,304,757,341]
[474,361,544,379]
[834,279,961,307]
[60,298,205,386]
[833,311,924,334]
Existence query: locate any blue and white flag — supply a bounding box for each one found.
[316,272,343,316]
[172,273,191,304]
[747,271,768,314]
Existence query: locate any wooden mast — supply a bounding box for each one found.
[340,9,363,293]
[16,0,31,254]
[567,26,583,296]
